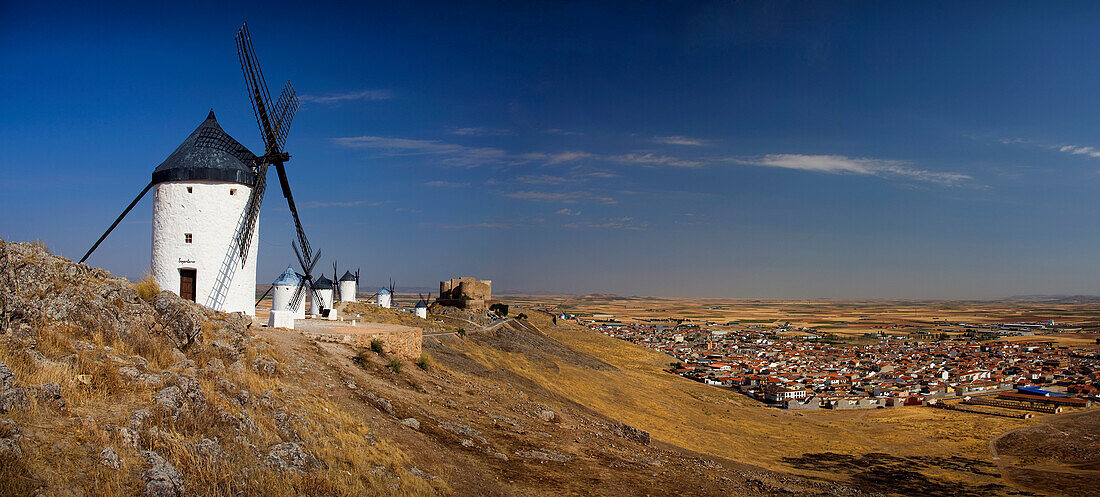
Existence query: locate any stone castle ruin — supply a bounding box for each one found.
[437,277,492,309]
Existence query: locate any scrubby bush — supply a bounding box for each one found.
[388,358,402,373]
[416,353,431,371]
[370,338,385,355]
[489,303,509,317]
[135,270,160,302]
[457,328,467,337]
[515,313,528,320]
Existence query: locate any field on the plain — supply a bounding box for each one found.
[505,294,1100,343]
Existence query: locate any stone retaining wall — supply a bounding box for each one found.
[303,328,422,361]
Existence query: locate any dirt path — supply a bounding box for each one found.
[423,318,511,337]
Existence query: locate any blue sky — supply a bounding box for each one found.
[3,1,1100,298]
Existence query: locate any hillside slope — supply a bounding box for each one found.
[447,308,1067,497]
[0,239,855,496]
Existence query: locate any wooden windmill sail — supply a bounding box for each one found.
[234,23,321,311]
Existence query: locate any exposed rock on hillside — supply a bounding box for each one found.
[0,239,439,495]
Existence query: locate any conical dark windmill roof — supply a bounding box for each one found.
[339,270,356,282]
[152,110,257,186]
[313,275,334,290]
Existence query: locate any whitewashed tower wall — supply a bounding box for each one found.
[151,181,258,316]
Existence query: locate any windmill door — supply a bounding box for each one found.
[179,269,197,302]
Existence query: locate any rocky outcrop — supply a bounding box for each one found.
[151,292,203,350]
[1,238,154,343]
[100,446,120,469]
[140,450,185,497]
[266,442,323,472]
[0,361,13,390]
[0,387,32,414]
[0,239,220,352]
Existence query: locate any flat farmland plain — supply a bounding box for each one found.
[504,294,1100,344]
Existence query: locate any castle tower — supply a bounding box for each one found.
[150,111,259,316]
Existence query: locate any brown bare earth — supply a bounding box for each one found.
[991,409,1100,496]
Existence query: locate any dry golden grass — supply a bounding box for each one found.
[134,270,160,302]
[0,319,441,496]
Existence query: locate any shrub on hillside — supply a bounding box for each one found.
[489,303,509,317]
[370,338,385,355]
[416,353,431,371]
[388,358,402,373]
[135,271,160,302]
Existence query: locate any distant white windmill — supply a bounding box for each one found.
[271,266,306,319]
[414,293,431,319]
[311,274,334,316]
[377,279,395,309]
[338,268,358,303]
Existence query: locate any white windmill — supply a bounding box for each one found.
[333,262,358,303]
[78,24,322,319]
[270,266,306,320]
[377,279,395,309]
[414,293,431,319]
[311,274,335,317]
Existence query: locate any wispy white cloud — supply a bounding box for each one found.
[436,222,510,229]
[555,208,581,216]
[736,154,972,186]
[577,170,618,179]
[300,89,393,104]
[520,151,594,165]
[563,217,647,231]
[332,136,508,167]
[505,190,617,204]
[424,180,470,188]
[544,128,583,136]
[300,200,388,208]
[609,152,704,168]
[996,136,1100,159]
[653,135,709,146]
[1056,144,1100,158]
[446,126,512,136]
[516,175,570,185]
